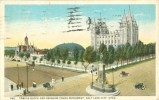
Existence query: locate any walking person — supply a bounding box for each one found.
[62,75,64,82]
[17,84,19,90]
[23,89,26,95]
[11,84,13,91]
[33,82,36,88]
[21,82,23,88]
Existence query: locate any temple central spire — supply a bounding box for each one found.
[25,33,29,45]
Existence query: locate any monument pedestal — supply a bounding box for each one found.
[86,64,120,96]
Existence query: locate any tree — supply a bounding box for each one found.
[120,45,125,66]
[33,56,37,61]
[115,45,122,67]
[57,59,61,65]
[54,47,61,59]
[136,41,144,61]
[99,43,106,54]
[101,45,108,66]
[73,47,79,62]
[79,50,84,62]
[25,52,30,60]
[82,46,96,72]
[108,45,115,67]
[125,43,131,64]
[46,51,51,61]
[73,47,79,69]
[5,50,15,58]
[19,52,24,61]
[40,57,43,63]
[60,48,69,68]
[51,57,55,66]
[67,60,71,65]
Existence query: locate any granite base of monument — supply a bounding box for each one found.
[86,84,120,96]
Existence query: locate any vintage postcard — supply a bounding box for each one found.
[0,0,158,100]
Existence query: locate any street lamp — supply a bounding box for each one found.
[26,62,35,93]
[26,65,29,93]
[91,65,94,87]
[112,67,115,92]
[17,64,19,85]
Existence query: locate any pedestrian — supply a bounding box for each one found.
[11,84,13,91]
[21,82,23,88]
[23,89,26,95]
[62,75,64,82]
[52,78,55,84]
[17,84,19,90]
[33,82,36,88]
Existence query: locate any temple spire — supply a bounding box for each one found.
[25,33,28,45]
[128,5,132,16]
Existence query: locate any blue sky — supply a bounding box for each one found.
[5,4,156,48]
[5,4,155,23]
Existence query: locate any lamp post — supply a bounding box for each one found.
[26,62,35,93]
[112,67,115,92]
[17,64,19,85]
[26,65,29,93]
[91,65,94,87]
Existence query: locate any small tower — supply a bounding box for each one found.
[25,34,29,45]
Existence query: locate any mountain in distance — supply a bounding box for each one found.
[53,43,85,52]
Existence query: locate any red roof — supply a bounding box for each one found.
[19,45,28,51]
[35,49,46,54]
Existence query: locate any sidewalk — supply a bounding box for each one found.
[5,77,24,97]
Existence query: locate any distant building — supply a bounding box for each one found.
[91,7,138,50]
[15,35,46,60]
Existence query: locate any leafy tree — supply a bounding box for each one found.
[19,52,24,61]
[120,45,125,66]
[46,51,51,61]
[99,43,106,54]
[57,59,60,65]
[79,50,84,62]
[51,57,55,66]
[40,57,43,63]
[67,60,71,65]
[108,45,115,67]
[73,47,79,69]
[115,45,122,67]
[33,56,37,61]
[73,47,79,62]
[82,46,96,72]
[25,52,30,60]
[5,50,15,58]
[60,48,69,62]
[125,43,131,64]
[102,46,109,66]
[54,47,61,59]
[60,48,69,68]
